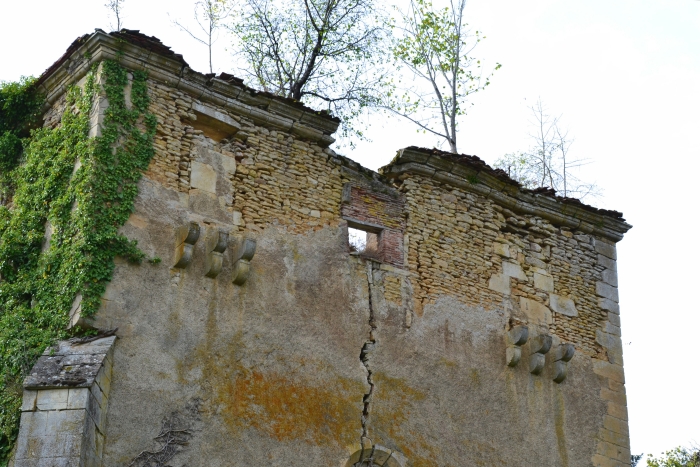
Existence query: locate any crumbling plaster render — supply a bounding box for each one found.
[16,29,632,467]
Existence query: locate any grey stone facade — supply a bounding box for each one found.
[13,29,633,467]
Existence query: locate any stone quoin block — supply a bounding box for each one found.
[534,272,554,292]
[550,294,578,317]
[503,261,527,281]
[596,282,620,303]
[520,297,553,325]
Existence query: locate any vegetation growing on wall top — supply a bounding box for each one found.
[0,60,156,463]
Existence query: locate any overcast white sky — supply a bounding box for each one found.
[2,0,699,462]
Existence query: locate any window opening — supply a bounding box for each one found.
[348,227,380,259]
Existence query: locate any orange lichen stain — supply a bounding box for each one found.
[174,310,363,450]
[217,368,362,447]
[370,372,439,467]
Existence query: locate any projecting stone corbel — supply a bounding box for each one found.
[174,222,201,269]
[231,237,256,285]
[529,334,553,375]
[205,229,229,278]
[552,343,575,383]
[506,325,529,367]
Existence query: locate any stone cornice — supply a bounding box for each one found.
[36,30,339,147]
[380,147,632,242]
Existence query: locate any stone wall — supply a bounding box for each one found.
[15,30,633,467]
[395,174,612,358]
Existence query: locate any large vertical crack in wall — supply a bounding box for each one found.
[360,261,377,443]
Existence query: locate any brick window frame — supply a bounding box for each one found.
[341,183,405,267]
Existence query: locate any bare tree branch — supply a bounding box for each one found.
[386,0,500,153]
[230,0,389,145]
[493,98,601,201]
[173,0,233,73]
[105,0,125,31]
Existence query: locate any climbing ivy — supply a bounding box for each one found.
[0,61,156,462]
[0,77,44,201]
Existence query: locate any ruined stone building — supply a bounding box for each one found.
[11,30,632,467]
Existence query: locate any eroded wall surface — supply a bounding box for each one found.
[88,79,629,467]
[22,31,632,467]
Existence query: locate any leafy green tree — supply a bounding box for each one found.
[386,0,499,153]
[647,446,700,467]
[229,0,388,143]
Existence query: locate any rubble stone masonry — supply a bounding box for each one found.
[16,29,633,467]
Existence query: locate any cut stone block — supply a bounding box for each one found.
[607,402,629,423]
[603,414,630,436]
[593,360,625,384]
[604,322,621,336]
[36,389,68,411]
[595,239,617,260]
[599,298,620,314]
[596,282,619,303]
[550,294,578,317]
[24,336,117,390]
[67,388,90,410]
[233,211,243,226]
[598,254,617,271]
[191,102,241,141]
[220,153,237,174]
[21,390,37,412]
[534,272,554,292]
[602,268,618,287]
[493,242,510,258]
[596,330,623,353]
[601,387,627,406]
[520,297,552,325]
[190,161,217,193]
[488,274,511,295]
[608,313,621,327]
[17,336,116,467]
[502,262,527,281]
[94,366,111,398]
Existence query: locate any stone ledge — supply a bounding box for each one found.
[36,30,339,148]
[381,147,632,242]
[24,336,116,390]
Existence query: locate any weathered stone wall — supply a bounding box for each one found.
[16,30,633,467]
[397,174,612,358]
